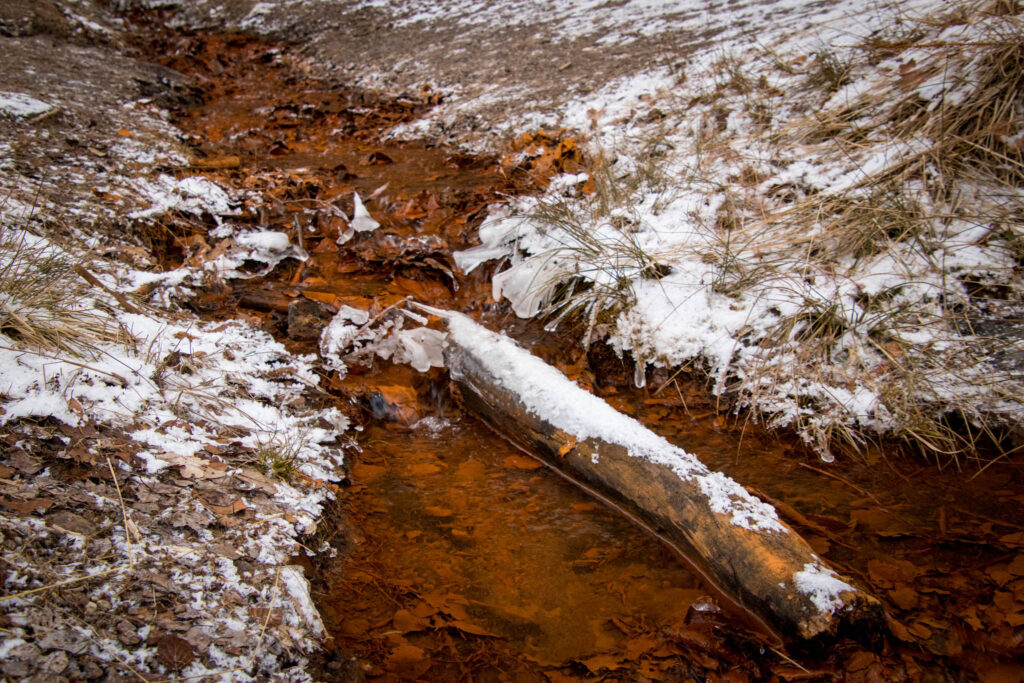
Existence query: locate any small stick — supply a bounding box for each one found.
[0,344,128,386]
[105,454,136,568]
[797,462,886,509]
[75,265,144,315]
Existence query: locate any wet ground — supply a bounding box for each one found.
[139,23,1024,682]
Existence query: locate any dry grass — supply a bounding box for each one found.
[513,141,676,349]
[0,221,121,356]
[719,6,1024,464]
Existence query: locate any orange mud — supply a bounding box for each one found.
[141,23,1024,683]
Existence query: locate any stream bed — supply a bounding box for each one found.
[140,22,1024,682]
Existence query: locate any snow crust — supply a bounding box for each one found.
[793,562,856,614]
[445,312,785,532]
[0,92,55,118]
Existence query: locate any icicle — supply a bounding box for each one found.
[350,192,380,232]
[634,359,647,388]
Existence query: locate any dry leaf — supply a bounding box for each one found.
[503,455,543,470]
[157,634,194,671]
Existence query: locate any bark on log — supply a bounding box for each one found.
[440,311,883,642]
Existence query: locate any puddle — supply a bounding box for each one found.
[141,21,1024,683]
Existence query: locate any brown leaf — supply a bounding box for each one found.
[447,620,500,637]
[503,455,543,470]
[580,654,624,674]
[385,643,429,676]
[888,586,918,610]
[0,497,55,516]
[392,609,427,634]
[423,506,453,518]
[157,634,194,672]
[846,651,876,672]
[201,496,247,516]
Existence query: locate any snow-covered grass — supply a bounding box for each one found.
[462,0,1024,464]
[0,223,121,355]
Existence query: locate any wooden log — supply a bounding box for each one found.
[440,311,883,642]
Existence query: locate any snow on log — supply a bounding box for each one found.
[440,311,883,641]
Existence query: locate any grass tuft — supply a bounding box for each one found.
[0,221,119,356]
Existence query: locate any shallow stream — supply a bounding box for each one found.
[142,23,1024,682]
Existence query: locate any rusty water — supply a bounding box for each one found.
[144,25,1024,682]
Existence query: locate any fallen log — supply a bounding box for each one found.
[439,310,883,642]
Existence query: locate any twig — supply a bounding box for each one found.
[249,565,282,669]
[75,265,144,315]
[105,453,136,568]
[0,344,128,386]
[0,565,127,602]
[797,462,886,509]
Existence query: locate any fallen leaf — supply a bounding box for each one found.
[385,643,429,676]
[201,497,247,516]
[888,586,919,610]
[447,620,500,637]
[157,634,194,672]
[302,290,340,306]
[423,506,453,518]
[907,621,932,640]
[1,497,55,515]
[503,455,543,470]
[580,654,624,674]
[846,651,876,672]
[392,609,427,633]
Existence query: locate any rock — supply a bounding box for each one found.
[287,298,333,341]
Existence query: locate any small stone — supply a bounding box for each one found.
[287,298,332,341]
